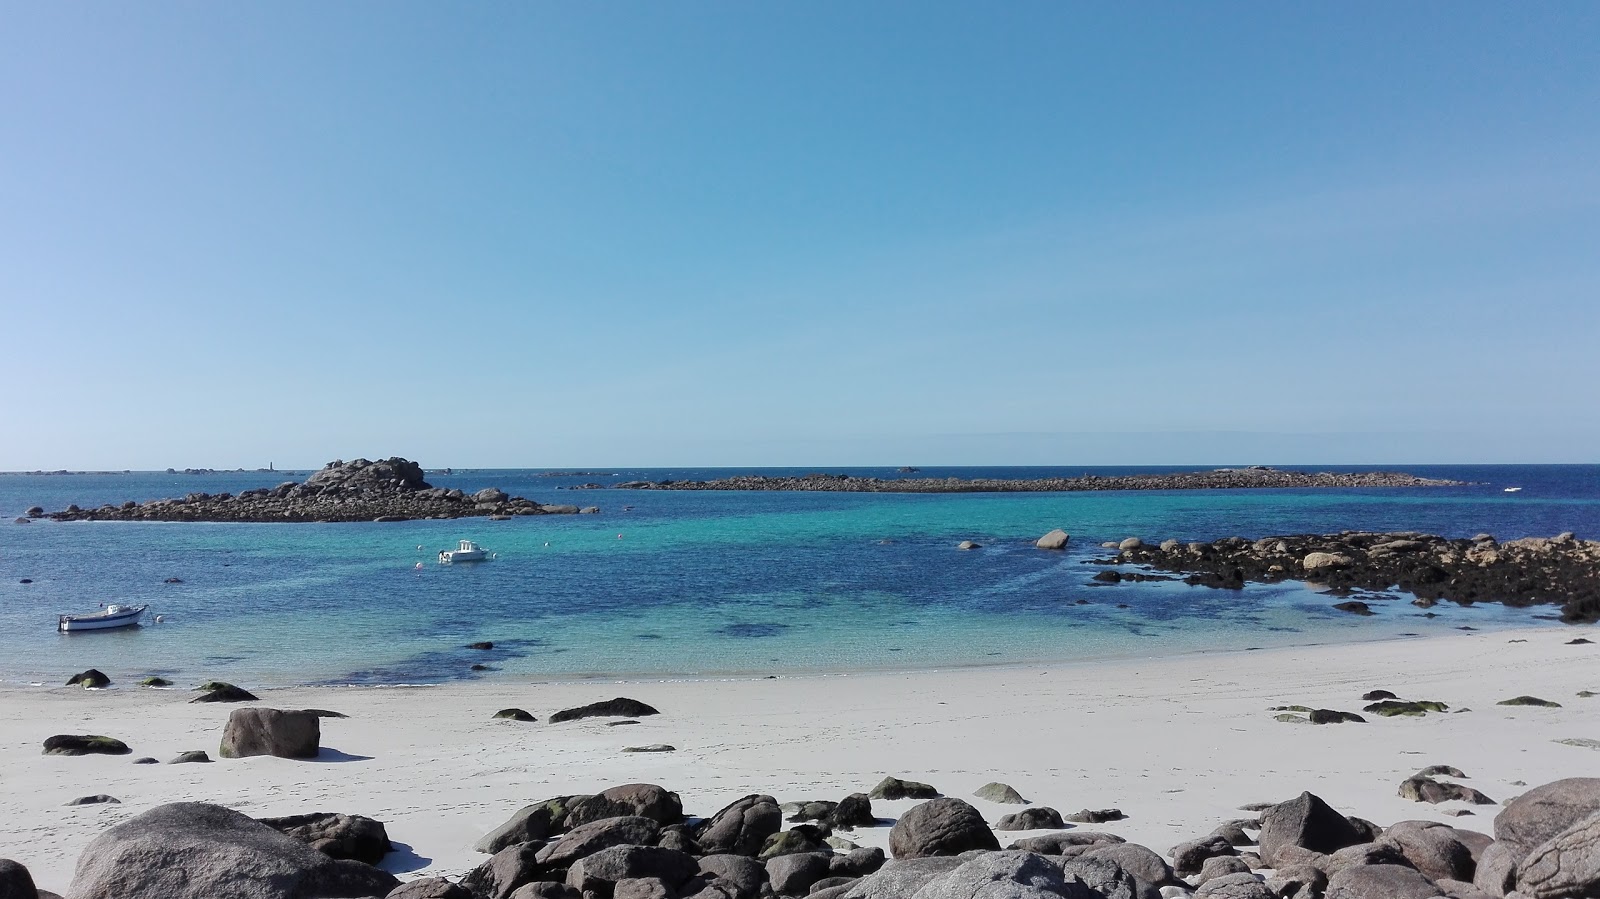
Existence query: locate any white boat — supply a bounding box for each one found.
[59,604,147,632]
[1504,487,1523,493]
[439,540,492,563]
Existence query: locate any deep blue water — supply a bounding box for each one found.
[0,465,1595,687]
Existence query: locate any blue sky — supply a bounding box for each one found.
[2,3,1597,468]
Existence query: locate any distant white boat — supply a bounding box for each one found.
[439,540,492,563]
[1504,487,1523,493]
[59,604,147,632]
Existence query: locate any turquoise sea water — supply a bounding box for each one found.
[1,465,1595,686]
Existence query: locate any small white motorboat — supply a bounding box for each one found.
[1504,487,1523,493]
[439,540,492,563]
[59,604,147,632]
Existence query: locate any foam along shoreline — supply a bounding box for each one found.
[3,624,1597,894]
[601,467,1461,492]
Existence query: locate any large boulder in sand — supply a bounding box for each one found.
[888,798,1000,859]
[219,709,320,759]
[1258,792,1369,867]
[257,812,392,865]
[536,816,662,868]
[66,802,398,899]
[694,794,782,856]
[566,785,682,828]
[548,698,659,723]
[1379,821,1476,883]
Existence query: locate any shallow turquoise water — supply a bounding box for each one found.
[0,465,1592,686]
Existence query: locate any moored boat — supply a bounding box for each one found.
[439,540,491,563]
[59,604,147,632]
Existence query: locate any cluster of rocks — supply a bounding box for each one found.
[1099,531,1600,622]
[35,457,588,523]
[600,469,1457,495]
[15,777,1600,899]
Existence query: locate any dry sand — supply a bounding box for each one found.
[2,625,1597,894]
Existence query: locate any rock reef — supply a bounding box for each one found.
[1106,531,1600,622]
[604,467,1459,494]
[42,457,581,523]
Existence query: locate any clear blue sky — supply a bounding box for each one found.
[3,3,1597,469]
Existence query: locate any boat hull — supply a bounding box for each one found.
[59,607,146,632]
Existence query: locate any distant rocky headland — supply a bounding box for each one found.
[36,458,588,523]
[600,467,1461,493]
[1097,530,1600,623]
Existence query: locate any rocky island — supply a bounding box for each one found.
[605,467,1460,493]
[1100,530,1600,622]
[39,457,585,523]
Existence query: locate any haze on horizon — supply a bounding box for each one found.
[2,3,1597,471]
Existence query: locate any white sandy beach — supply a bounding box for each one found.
[2,625,1596,894]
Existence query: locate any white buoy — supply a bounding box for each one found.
[414,562,424,570]
[417,544,424,551]
[617,533,624,539]
[154,615,164,623]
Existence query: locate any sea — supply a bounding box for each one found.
[1,465,1596,688]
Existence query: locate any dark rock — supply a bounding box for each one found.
[65,802,398,899]
[67,794,120,806]
[1170,835,1239,877]
[192,685,260,703]
[828,794,875,829]
[656,825,700,855]
[1309,709,1366,724]
[973,782,1026,804]
[1333,601,1374,615]
[888,798,999,859]
[765,852,832,896]
[567,785,683,828]
[1365,699,1449,717]
[66,669,112,688]
[462,842,549,899]
[1319,841,1414,879]
[566,845,698,895]
[1324,863,1444,898]
[1362,690,1399,701]
[0,859,39,899]
[900,850,1095,899]
[168,751,212,764]
[995,807,1066,831]
[1379,821,1475,883]
[536,816,662,868]
[1258,792,1368,867]
[760,826,831,860]
[218,708,320,759]
[1083,843,1174,889]
[140,677,173,687]
[829,847,885,879]
[1063,808,1125,824]
[834,857,963,898]
[693,854,767,899]
[869,776,938,800]
[1007,832,1124,855]
[695,794,782,856]
[469,642,495,650]
[786,801,837,823]
[386,877,473,899]
[1193,872,1273,898]
[1399,776,1494,805]
[549,698,660,723]
[258,812,392,865]
[493,709,536,722]
[132,757,159,764]
[1494,777,1600,860]
[1498,695,1562,707]
[42,735,130,756]
[475,798,579,855]
[1058,853,1158,898]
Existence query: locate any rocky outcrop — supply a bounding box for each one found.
[257,812,392,865]
[694,795,782,856]
[66,802,398,899]
[1109,531,1600,622]
[566,785,682,828]
[549,698,660,723]
[606,468,1457,494]
[45,457,581,523]
[219,709,320,760]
